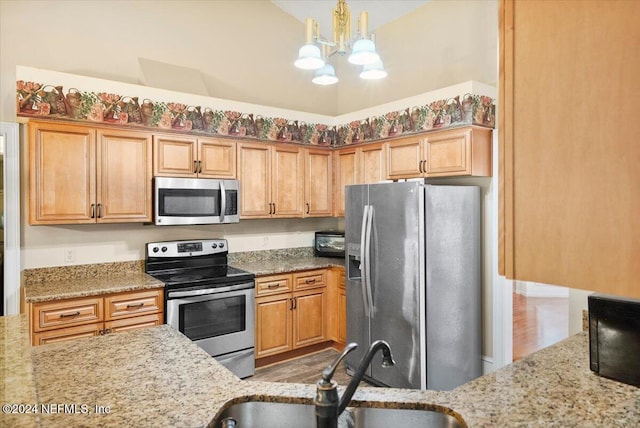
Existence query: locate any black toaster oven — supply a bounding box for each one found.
[314,231,345,258]
[588,293,640,387]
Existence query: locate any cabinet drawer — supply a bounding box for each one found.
[105,313,163,334]
[32,297,103,332]
[105,289,163,320]
[293,270,326,290]
[32,323,102,346]
[256,274,292,296]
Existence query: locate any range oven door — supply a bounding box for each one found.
[166,281,254,377]
[154,177,239,225]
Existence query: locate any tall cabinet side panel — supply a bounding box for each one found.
[425,185,482,390]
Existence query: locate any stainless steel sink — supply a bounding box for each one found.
[216,401,464,428]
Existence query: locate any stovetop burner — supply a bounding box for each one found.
[144,239,254,290]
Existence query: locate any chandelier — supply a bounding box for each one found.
[294,0,387,85]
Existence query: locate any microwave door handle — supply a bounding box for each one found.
[220,181,226,222]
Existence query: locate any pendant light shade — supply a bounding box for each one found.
[312,64,339,85]
[294,44,325,70]
[348,38,380,65]
[360,60,387,80]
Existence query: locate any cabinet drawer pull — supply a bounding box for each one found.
[267,283,280,289]
[305,278,316,284]
[126,302,145,309]
[59,311,81,318]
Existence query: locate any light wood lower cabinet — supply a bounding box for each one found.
[29,289,164,346]
[255,270,327,359]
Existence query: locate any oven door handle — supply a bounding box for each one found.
[167,282,254,299]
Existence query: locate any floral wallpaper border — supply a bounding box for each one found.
[16,80,495,146]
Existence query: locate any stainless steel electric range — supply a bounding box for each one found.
[144,239,255,378]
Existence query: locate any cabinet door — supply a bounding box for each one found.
[292,289,326,348]
[359,143,387,184]
[29,122,96,224]
[238,142,272,218]
[499,0,640,296]
[423,128,470,176]
[305,148,333,217]
[198,138,236,178]
[153,134,198,177]
[271,145,304,218]
[255,294,293,358]
[32,323,102,346]
[386,136,423,179]
[334,147,358,217]
[96,129,152,222]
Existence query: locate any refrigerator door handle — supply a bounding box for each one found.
[360,205,371,316]
[364,205,374,316]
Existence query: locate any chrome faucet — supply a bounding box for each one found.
[315,340,395,428]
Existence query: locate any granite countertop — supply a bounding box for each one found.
[229,247,344,276]
[232,256,344,277]
[22,261,164,303]
[2,313,638,427]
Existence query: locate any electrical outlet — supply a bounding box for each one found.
[64,248,75,263]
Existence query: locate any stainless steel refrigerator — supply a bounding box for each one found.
[345,181,481,390]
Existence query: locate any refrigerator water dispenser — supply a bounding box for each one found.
[347,243,362,280]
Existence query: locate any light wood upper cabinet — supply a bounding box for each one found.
[271,145,304,218]
[334,147,358,217]
[29,122,152,224]
[387,127,491,179]
[96,129,152,222]
[304,148,333,217]
[359,143,387,184]
[499,0,640,297]
[153,135,236,178]
[387,136,423,179]
[198,138,236,178]
[29,122,96,224]
[238,142,271,217]
[238,142,304,218]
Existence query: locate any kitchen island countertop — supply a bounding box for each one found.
[2,314,638,427]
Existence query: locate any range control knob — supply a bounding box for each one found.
[219,242,225,248]
[161,246,168,253]
[152,247,159,253]
[211,243,218,249]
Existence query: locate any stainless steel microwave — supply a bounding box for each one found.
[154,177,239,225]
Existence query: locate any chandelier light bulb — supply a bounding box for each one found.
[348,38,380,65]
